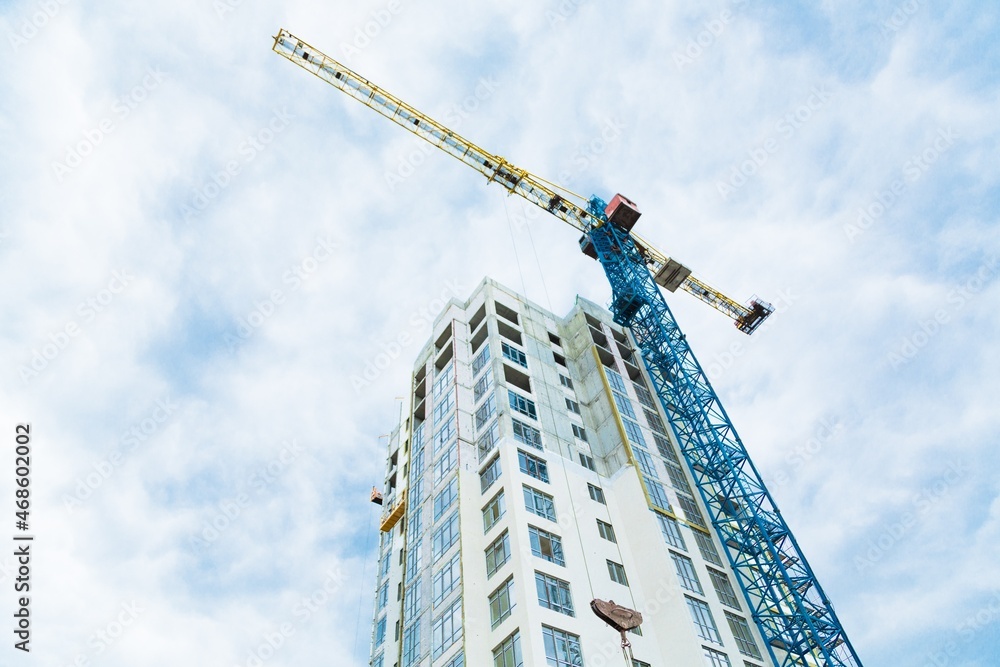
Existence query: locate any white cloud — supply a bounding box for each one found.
[0,0,997,664]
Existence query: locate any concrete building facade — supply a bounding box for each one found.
[369,278,769,667]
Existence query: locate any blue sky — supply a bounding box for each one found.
[0,0,997,665]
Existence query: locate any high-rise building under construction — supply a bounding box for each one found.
[369,278,776,667]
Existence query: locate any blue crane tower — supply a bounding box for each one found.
[272,29,863,667]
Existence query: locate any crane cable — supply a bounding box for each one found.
[501,190,530,300]
[519,198,554,313]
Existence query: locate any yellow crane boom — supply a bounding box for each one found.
[272,29,772,334]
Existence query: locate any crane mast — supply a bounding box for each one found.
[272,28,862,667]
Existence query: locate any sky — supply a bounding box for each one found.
[0,0,997,665]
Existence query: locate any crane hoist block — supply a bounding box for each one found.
[605,193,641,232]
[654,258,692,292]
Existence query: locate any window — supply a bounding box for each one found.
[409,479,424,509]
[559,374,574,389]
[493,630,522,667]
[434,415,456,450]
[671,552,704,594]
[565,397,581,414]
[512,418,543,450]
[404,580,421,618]
[597,519,617,543]
[410,443,426,481]
[607,559,628,585]
[433,362,454,396]
[657,513,687,551]
[644,408,667,434]
[377,581,388,610]
[479,420,500,462]
[473,344,491,376]
[613,391,636,419]
[481,455,501,493]
[635,448,659,478]
[529,525,565,565]
[606,367,627,392]
[553,351,567,367]
[678,493,707,527]
[434,478,457,521]
[622,418,646,446]
[518,450,549,482]
[432,598,462,659]
[725,612,762,659]
[502,341,528,368]
[542,626,583,667]
[407,506,423,537]
[486,530,511,577]
[372,652,384,667]
[379,551,390,578]
[709,569,741,609]
[665,461,693,494]
[432,512,459,560]
[476,394,497,430]
[474,367,494,403]
[572,424,588,442]
[508,390,537,419]
[646,479,671,512]
[443,654,464,667]
[483,490,506,532]
[549,332,561,346]
[691,531,722,566]
[374,616,386,647]
[405,540,422,582]
[434,442,458,484]
[686,596,722,644]
[703,647,732,667]
[433,389,455,424]
[536,572,574,616]
[579,452,595,470]
[633,661,651,667]
[653,432,679,463]
[432,552,461,604]
[588,484,606,504]
[633,381,655,409]
[524,485,556,521]
[402,619,420,667]
[489,576,516,628]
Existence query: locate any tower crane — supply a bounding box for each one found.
[272,29,862,667]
